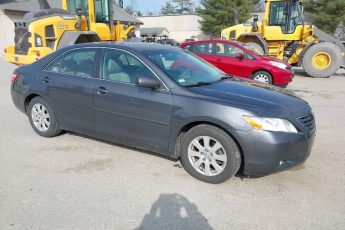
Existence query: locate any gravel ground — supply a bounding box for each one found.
[0,59,344,230]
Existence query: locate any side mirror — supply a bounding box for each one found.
[236,53,244,60]
[253,14,259,22]
[136,76,161,89]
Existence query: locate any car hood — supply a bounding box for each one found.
[187,78,308,116]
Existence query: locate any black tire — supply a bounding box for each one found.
[27,97,62,137]
[180,124,241,184]
[252,70,273,85]
[302,42,342,78]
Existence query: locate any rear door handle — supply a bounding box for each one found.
[40,77,51,83]
[97,86,109,95]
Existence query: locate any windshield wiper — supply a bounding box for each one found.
[185,81,214,87]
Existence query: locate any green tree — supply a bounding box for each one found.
[197,0,252,37]
[304,0,345,34]
[161,1,177,15]
[172,0,194,14]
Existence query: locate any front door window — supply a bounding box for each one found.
[269,1,303,34]
[269,1,288,33]
[215,43,243,57]
[66,0,88,14]
[95,0,110,22]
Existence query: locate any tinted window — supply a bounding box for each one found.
[182,44,193,52]
[144,49,225,87]
[193,43,213,55]
[95,0,110,22]
[215,43,243,58]
[102,49,156,84]
[45,48,97,77]
[66,0,88,14]
[269,1,288,33]
[287,2,303,33]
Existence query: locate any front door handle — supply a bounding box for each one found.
[97,86,109,95]
[40,77,51,83]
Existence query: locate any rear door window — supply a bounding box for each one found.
[193,43,213,55]
[45,48,98,77]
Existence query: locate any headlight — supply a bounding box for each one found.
[243,116,298,133]
[269,61,287,70]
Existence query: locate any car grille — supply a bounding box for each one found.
[298,113,315,133]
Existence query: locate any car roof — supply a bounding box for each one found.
[181,39,237,47]
[67,42,177,53]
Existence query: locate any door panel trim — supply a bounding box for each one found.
[93,107,169,126]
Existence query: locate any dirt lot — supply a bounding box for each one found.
[0,59,344,230]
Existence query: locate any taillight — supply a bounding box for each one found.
[11,72,20,84]
[36,52,40,57]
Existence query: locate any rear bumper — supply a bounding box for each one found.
[236,129,315,176]
[11,87,26,114]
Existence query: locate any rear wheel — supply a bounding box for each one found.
[252,71,273,84]
[28,97,61,137]
[302,42,342,78]
[245,42,265,55]
[180,125,241,184]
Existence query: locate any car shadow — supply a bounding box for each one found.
[135,193,213,230]
[68,131,249,178]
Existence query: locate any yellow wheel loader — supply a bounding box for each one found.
[221,0,345,78]
[4,0,136,65]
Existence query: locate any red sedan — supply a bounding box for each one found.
[180,39,294,86]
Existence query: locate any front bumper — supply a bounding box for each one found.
[272,68,294,86]
[236,129,315,176]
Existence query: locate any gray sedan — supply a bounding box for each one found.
[10,42,315,183]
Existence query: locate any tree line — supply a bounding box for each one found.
[120,0,345,38]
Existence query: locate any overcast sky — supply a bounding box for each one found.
[124,0,200,14]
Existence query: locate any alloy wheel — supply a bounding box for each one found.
[187,136,227,176]
[31,103,50,132]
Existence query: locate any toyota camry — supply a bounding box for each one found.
[11,43,315,183]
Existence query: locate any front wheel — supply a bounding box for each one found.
[252,71,273,85]
[28,97,62,137]
[180,125,241,184]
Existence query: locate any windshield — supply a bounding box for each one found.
[143,49,224,87]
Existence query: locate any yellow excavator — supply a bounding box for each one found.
[221,0,345,78]
[4,0,136,65]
